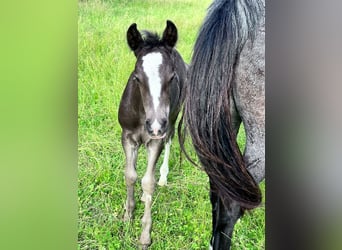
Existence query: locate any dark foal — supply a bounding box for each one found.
[118,20,187,249]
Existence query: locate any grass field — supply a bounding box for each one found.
[78,0,265,249]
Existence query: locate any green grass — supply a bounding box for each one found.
[78,0,265,249]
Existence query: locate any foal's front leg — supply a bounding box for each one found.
[122,134,139,221]
[158,138,171,186]
[140,139,163,248]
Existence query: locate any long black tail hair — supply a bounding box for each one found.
[179,0,263,209]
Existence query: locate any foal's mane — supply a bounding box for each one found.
[141,31,169,49]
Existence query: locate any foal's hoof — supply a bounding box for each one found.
[157,178,167,186]
[141,245,149,250]
[140,232,151,249]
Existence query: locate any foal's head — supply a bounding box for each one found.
[127,21,179,140]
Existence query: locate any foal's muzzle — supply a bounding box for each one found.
[145,118,168,139]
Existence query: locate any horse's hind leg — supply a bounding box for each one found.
[122,133,139,221]
[209,98,242,250]
[158,138,171,186]
[234,29,265,183]
[209,182,243,250]
[140,139,163,248]
[234,79,265,183]
[243,125,265,183]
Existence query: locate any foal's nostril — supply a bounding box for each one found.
[145,119,152,133]
[161,119,168,129]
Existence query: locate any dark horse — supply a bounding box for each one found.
[180,0,265,249]
[118,21,187,249]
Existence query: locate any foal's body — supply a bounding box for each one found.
[118,21,187,248]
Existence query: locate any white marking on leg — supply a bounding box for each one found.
[139,141,161,247]
[141,192,152,203]
[158,139,171,186]
[142,52,163,111]
[141,174,154,202]
[209,236,214,250]
[140,173,154,247]
[140,171,154,246]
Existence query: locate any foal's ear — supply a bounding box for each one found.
[162,20,178,48]
[127,23,143,54]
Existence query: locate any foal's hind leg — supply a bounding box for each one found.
[140,139,163,248]
[158,138,171,186]
[122,133,139,221]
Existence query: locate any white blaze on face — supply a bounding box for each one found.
[142,52,163,112]
[142,52,164,136]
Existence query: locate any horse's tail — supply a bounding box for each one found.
[180,0,263,209]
